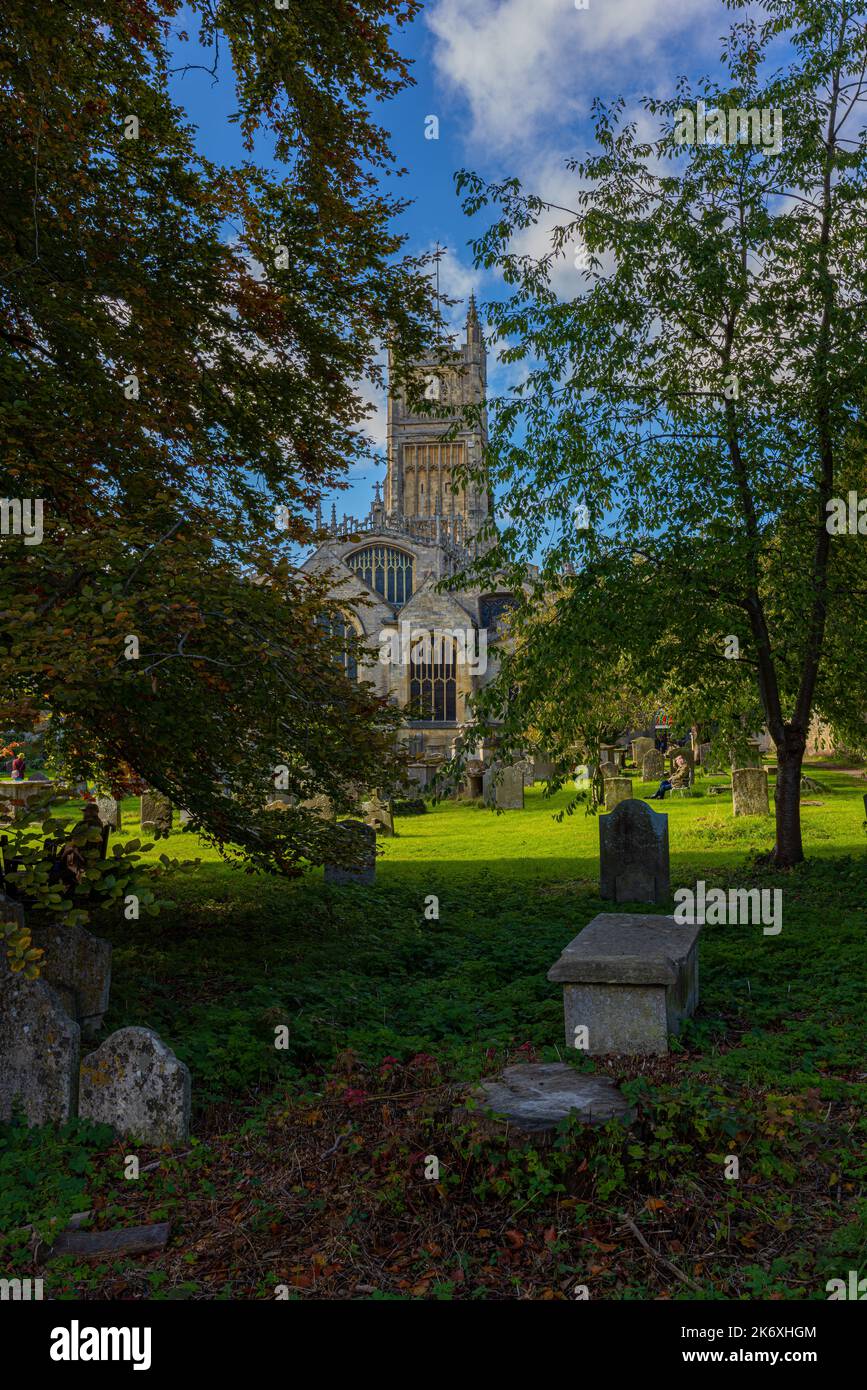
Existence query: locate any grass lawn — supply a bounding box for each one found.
[2,764,865,1300]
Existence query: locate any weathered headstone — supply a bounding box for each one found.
[78,1027,191,1144]
[0,958,81,1126]
[548,912,700,1055]
[299,793,336,820]
[29,922,112,1040]
[641,748,665,781]
[598,761,617,780]
[362,793,394,837]
[631,737,654,768]
[96,795,121,831]
[732,767,769,817]
[599,798,670,904]
[139,791,172,834]
[483,762,524,810]
[533,758,560,782]
[517,759,535,787]
[603,777,633,812]
[323,819,377,885]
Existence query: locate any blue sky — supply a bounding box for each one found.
[168,0,735,523]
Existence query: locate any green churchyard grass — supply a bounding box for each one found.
[2,767,864,1300]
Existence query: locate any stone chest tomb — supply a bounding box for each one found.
[548,912,701,1055]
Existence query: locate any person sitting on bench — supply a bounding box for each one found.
[646,754,690,800]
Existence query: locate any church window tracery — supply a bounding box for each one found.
[347,545,414,605]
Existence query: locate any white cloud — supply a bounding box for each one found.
[426,0,715,156]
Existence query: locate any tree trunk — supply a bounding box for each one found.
[773,733,805,867]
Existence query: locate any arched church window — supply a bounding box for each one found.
[317,610,358,681]
[480,594,518,639]
[410,632,457,722]
[347,545,414,605]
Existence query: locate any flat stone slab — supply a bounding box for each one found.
[548,913,700,1056]
[470,1063,631,1133]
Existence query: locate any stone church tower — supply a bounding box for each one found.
[302,300,518,785]
[385,294,489,539]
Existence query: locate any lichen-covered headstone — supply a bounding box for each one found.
[362,794,394,837]
[29,922,112,1040]
[599,798,670,904]
[603,777,633,812]
[139,791,172,834]
[483,762,524,810]
[96,795,121,831]
[0,957,80,1125]
[323,819,377,885]
[641,749,664,781]
[78,1026,191,1143]
[599,761,617,780]
[732,767,769,817]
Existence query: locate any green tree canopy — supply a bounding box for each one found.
[0,0,435,871]
[456,0,867,865]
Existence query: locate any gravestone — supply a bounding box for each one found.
[631,737,654,768]
[517,759,535,787]
[732,767,769,817]
[29,922,112,1040]
[96,795,121,831]
[483,762,524,810]
[362,793,394,837]
[641,749,664,781]
[469,1063,630,1135]
[599,761,617,780]
[548,911,700,1055]
[300,793,336,820]
[533,758,560,782]
[179,807,192,829]
[79,1027,191,1144]
[324,820,376,885]
[0,957,81,1125]
[140,791,172,834]
[599,798,670,904]
[603,777,633,812]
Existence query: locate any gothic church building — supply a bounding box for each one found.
[303,299,516,783]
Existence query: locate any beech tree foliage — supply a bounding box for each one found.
[0,0,435,872]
